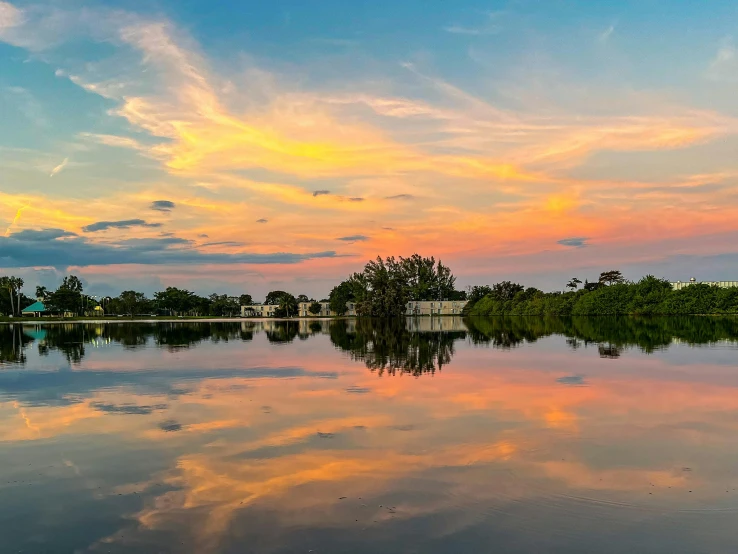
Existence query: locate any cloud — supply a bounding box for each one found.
[557,237,589,248]
[0,1,23,31]
[313,190,331,197]
[707,37,738,82]
[82,219,163,232]
[198,234,209,238]
[91,402,168,415]
[348,197,364,202]
[159,420,183,432]
[444,11,502,36]
[150,200,175,212]
[0,230,339,268]
[598,24,615,43]
[336,235,369,242]
[201,241,245,247]
[9,228,77,241]
[385,194,414,200]
[49,157,69,177]
[256,218,268,223]
[556,375,587,386]
[79,132,148,151]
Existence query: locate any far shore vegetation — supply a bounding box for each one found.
[465,272,738,316]
[2,257,738,321]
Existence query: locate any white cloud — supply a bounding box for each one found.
[598,24,615,43]
[0,1,23,31]
[707,37,737,82]
[49,157,69,177]
[443,11,502,36]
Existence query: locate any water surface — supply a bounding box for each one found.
[2,317,738,553]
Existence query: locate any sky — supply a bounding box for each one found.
[1,0,738,300]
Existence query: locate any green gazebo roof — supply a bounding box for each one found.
[22,301,47,313]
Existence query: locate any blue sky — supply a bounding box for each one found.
[2,0,738,298]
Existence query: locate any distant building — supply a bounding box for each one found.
[670,278,738,290]
[241,300,467,317]
[406,300,468,316]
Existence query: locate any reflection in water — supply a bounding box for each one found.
[330,318,465,376]
[2,318,738,552]
[4,316,738,370]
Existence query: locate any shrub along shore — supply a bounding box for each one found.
[465,275,738,316]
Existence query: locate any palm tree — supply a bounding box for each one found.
[36,286,48,301]
[1,276,23,315]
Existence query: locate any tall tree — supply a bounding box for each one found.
[329,280,356,316]
[296,294,310,303]
[492,281,524,301]
[355,256,409,317]
[238,294,253,306]
[599,270,625,286]
[61,275,83,293]
[400,254,457,301]
[0,276,24,315]
[119,291,147,316]
[35,286,49,301]
[566,277,582,291]
[154,287,197,316]
[265,290,289,305]
[308,302,322,315]
[273,293,298,318]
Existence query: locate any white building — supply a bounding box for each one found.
[671,278,738,290]
[241,299,466,317]
[406,300,468,316]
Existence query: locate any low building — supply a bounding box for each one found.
[21,301,48,317]
[671,279,738,290]
[406,300,468,316]
[242,304,278,317]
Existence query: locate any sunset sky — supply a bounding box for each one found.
[2,0,738,299]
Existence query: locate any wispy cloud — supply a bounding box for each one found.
[49,157,69,177]
[557,237,589,248]
[256,218,268,223]
[336,235,369,242]
[150,200,175,212]
[707,36,737,82]
[444,11,502,36]
[385,194,414,200]
[598,24,616,43]
[313,190,331,197]
[83,219,163,232]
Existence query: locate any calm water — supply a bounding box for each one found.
[2,317,738,553]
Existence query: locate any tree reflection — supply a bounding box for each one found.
[3,316,738,369]
[329,319,465,376]
[464,316,738,353]
[0,326,33,366]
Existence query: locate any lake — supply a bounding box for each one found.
[2,317,738,553]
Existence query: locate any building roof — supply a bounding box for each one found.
[22,301,47,313]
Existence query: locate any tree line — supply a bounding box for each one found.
[0,274,319,318]
[465,271,738,316]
